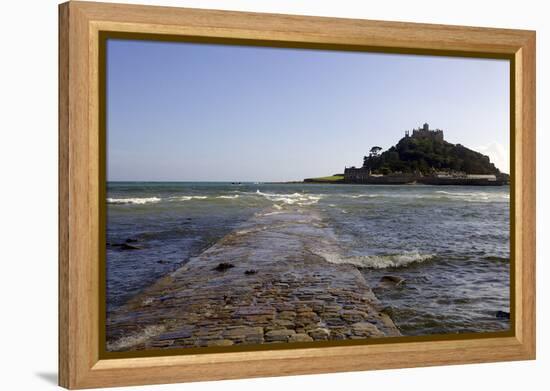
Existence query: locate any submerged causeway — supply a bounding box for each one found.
[106,206,400,352]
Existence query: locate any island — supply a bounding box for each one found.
[304,123,509,186]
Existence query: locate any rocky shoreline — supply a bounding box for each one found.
[106,206,400,352]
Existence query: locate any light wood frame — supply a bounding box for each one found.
[59,1,536,389]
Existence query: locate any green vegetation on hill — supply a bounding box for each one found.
[363,136,502,175]
[304,175,344,183]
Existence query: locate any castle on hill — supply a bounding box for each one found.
[340,122,508,185]
[405,122,444,141]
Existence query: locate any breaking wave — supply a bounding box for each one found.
[254,190,321,206]
[107,197,161,205]
[168,195,208,201]
[340,190,507,203]
[314,250,436,269]
[345,194,379,199]
[260,210,285,216]
[432,191,506,202]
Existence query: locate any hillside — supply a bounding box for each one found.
[363,136,503,175]
[303,174,344,183]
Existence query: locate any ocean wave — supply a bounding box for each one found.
[169,195,208,201]
[314,250,435,269]
[216,195,240,199]
[339,191,507,203]
[435,191,489,198]
[345,194,379,199]
[254,190,322,206]
[435,191,481,196]
[107,197,161,205]
[432,191,504,202]
[260,211,285,216]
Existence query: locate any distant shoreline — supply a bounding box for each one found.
[107,179,509,186]
[299,173,509,186]
[269,180,510,186]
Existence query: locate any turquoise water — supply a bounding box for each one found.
[106,182,510,336]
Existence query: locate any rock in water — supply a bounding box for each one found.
[375,275,405,290]
[212,262,234,272]
[120,243,141,250]
[380,275,405,285]
[495,310,510,319]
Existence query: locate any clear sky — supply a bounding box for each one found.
[107,39,510,182]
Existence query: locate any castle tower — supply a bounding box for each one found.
[423,122,429,131]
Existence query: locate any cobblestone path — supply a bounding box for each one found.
[106,206,400,352]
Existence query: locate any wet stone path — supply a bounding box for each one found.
[106,207,400,352]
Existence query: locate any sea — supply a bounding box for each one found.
[106,182,510,336]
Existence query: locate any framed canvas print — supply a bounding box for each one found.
[58,1,536,389]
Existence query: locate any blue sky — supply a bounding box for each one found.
[107,39,509,181]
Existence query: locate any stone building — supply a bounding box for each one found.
[405,122,444,141]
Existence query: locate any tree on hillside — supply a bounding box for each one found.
[369,146,382,157]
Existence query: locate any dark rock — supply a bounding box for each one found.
[125,238,139,243]
[120,243,141,250]
[380,275,405,285]
[375,275,405,290]
[495,310,510,319]
[157,260,169,264]
[212,262,234,272]
[244,269,257,275]
[107,242,124,248]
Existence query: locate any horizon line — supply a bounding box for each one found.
[107,180,301,183]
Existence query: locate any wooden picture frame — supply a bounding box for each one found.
[59,1,536,389]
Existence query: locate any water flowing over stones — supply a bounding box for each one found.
[106,206,400,352]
